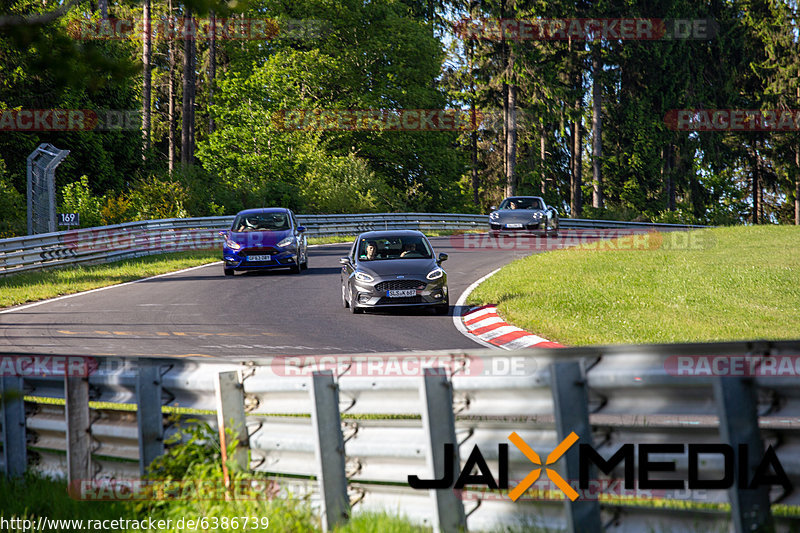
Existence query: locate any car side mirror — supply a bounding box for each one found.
[437,253,448,264]
[297,226,306,233]
[339,257,351,265]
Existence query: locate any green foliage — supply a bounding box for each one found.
[0,159,26,237]
[59,175,104,228]
[127,177,189,220]
[140,420,319,533]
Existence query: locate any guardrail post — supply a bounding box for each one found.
[550,361,601,533]
[136,360,164,476]
[713,377,774,533]
[419,367,466,533]
[65,376,92,484]
[215,371,249,475]
[1,376,27,478]
[310,370,350,532]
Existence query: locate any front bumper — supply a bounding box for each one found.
[223,246,300,270]
[351,277,448,309]
[489,221,548,235]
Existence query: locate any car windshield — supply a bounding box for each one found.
[232,213,290,232]
[500,198,544,210]
[357,236,433,261]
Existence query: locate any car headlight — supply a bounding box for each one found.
[533,212,543,219]
[489,212,499,220]
[277,236,295,248]
[426,267,444,280]
[226,239,242,250]
[354,271,374,282]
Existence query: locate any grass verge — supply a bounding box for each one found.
[0,250,220,309]
[467,226,800,345]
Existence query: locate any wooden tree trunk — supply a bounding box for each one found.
[181,9,196,166]
[591,44,603,209]
[141,0,152,163]
[540,124,546,195]
[795,142,799,225]
[209,10,216,134]
[168,0,176,173]
[505,83,517,197]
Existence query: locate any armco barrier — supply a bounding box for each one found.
[2,341,800,532]
[0,214,706,276]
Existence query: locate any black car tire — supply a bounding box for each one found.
[301,254,308,270]
[224,268,234,276]
[349,289,363,314]
[433,296,450,315]
[342,283,349,308]
[291,261,302,274]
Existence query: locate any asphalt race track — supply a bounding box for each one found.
[0,235,548,357]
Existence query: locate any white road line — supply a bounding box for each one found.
[452,267,503,349]
[0,262,221,315]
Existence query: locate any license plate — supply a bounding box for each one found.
[247,255,271,261]
[387,289,417,298]
[505,223,523,229]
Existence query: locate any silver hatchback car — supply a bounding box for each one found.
[340,230,449,314]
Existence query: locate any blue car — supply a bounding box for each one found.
[219,208,308,275]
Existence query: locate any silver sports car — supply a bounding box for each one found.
[340,230,449,314]
[488,196,559,237]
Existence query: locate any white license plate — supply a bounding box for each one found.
[387,289,417,298]
[505,223,523,229]
[247,255,271,261]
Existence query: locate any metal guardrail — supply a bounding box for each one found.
[2,341,799,532]
[0,214,707,276]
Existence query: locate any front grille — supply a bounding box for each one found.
[376,279,426,292]
[241,246,278,254]
[377,296,424,305]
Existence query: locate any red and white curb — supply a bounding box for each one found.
[453,267,564,350]
[461,305,564,349]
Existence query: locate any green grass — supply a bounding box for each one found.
[0,250,220,309]
[467,226,800,345]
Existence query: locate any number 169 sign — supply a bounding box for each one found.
[58,213,80,226]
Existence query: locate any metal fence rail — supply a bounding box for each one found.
[2,341,799,532]
[0,214,707,276]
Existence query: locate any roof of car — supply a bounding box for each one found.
[504,196,544,201]
[235,208,291,216]
[357,230,426,239]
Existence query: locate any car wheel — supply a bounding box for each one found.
[224,268,234,276]
[301,254,309,270]
[342,283,349,308]
[349,288,362,314]
[291,260,302,274]
[433,296,450,315]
